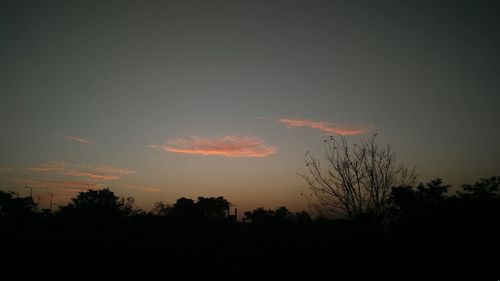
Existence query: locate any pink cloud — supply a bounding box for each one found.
[278,118,372,136]
[65,136,95,144]
[150,135,276,158]
[26,162,135,181]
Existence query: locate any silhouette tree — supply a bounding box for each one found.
[166,196,232,221]
[168,197,197,220]
[244,206,310,223]
[243,207,275,223]
[196,196,231,220]
[456,176,500,230]
[390,179,450,229]
[302,135,416,219]
[293,211,312,223]
[459,176,499,200]
[119,196,144,217]
[0,190,38,226]
[57,188,140,223]
[389,177,500,244]
[274,206,292,221]
[151,201,172,216]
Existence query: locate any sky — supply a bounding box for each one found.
[1,0,499,215]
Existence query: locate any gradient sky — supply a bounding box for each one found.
[1,0,499,215]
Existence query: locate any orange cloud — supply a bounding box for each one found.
[65,136,95,144]
[121,184,161,193]
[78,165,135,176]
[278,118,372,136]
[150,135,276,158]
[11,178,100,190]
[26,162,134,181]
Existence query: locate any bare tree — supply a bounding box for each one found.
[301,134,416,219]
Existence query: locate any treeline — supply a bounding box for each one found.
[1,177,499,274]
[388,177,500,240]
[1,176,499,234]
[0,188,314,229]
[0,189,231,227]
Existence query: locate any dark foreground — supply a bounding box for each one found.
[2,178,500,277]
[3,219,498,277]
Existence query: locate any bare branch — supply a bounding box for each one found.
[301,135,416,219]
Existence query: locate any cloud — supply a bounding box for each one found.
[150,135,276,158]
[26,162,135,181]
[11,178,100,190]
[0,167,13,172]
[65,136,95,144]
[278,118,372,136]
[121,184,161,193]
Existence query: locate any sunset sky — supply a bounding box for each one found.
[1,0,499,215]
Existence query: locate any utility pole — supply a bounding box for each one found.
[49,193,54,211]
